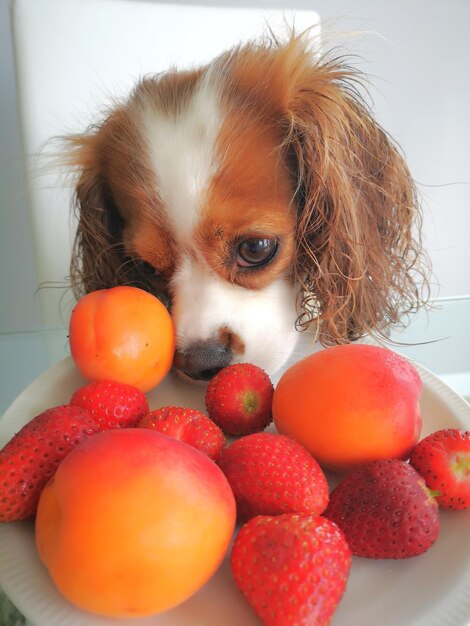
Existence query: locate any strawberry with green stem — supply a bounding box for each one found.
[410,428,470,510]
[205,363,274,436]
[324,459,440,558]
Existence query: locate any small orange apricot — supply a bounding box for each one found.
[69,286,174,392]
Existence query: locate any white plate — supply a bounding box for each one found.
[1,357,470,626]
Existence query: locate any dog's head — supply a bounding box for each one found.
[65,34,428,380]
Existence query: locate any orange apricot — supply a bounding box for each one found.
[35,429,236,617]
[69,286,174,392]
[273,344,422,472]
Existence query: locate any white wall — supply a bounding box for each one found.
[1,0,469,333]
[310,0,470,299]
[0,0,42,331]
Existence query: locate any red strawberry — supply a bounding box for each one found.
[0,405,99,522]
[231,514,351,626]
[205,363,274,436]
[138,406,226,461]
[218,432,329,521]
[410,428,470,510]
[70,380,149,430]
[324,459,439,558]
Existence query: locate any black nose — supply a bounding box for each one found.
[174,341,232,381]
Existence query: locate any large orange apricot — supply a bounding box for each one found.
[36,429,236,617]
[273,345,422,472]
[69,286,174,392]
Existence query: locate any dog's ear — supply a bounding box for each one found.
[279,37,429,344]
[63,110,145,299]
[69,134,124,297]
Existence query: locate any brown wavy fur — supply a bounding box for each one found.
[66,33,429,345]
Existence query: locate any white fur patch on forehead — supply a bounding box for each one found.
[136,69,222,241]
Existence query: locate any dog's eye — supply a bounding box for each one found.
[237,238,278,267]
[139,261,160,277]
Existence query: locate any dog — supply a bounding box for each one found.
[64,33,428,381]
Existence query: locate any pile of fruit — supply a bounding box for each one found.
[0,286,469,625]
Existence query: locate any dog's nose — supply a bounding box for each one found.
[174,341,232,381]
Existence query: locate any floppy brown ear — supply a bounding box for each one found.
[65,116,153,299]
[281,39,429,344]
[66,132,124,297]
